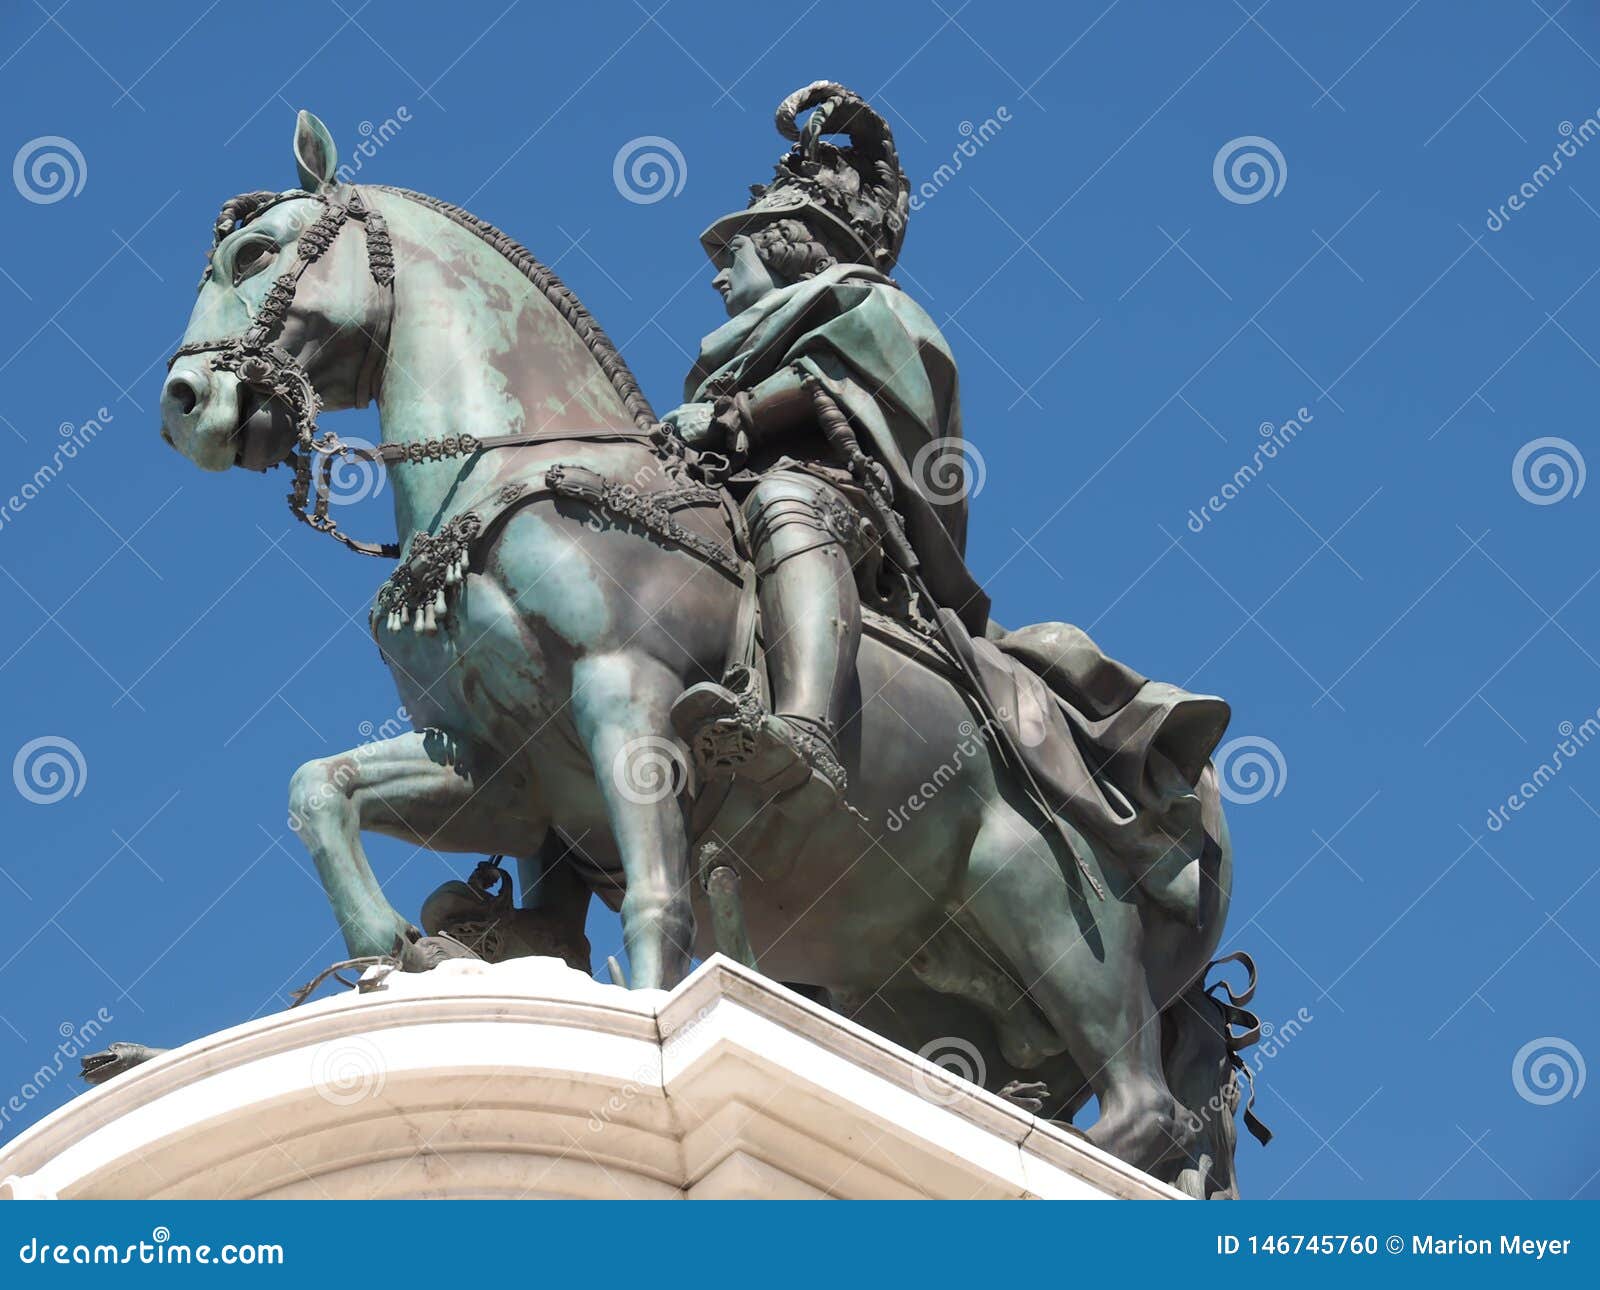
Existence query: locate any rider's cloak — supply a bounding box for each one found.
[685,263,992,634]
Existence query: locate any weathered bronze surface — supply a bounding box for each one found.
[158,88,1266,1197]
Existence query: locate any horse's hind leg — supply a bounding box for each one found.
[960,803,1197,1177]
[570,651,694,990]
[289,729,544,960]
[511,830,595,971]
[1161,982,1243,1198]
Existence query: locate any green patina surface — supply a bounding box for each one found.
[157,102,1261,1198]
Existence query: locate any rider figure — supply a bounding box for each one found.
[666,82,990,820]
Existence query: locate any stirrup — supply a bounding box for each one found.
[671,671,846,815]
[672,667,767,775]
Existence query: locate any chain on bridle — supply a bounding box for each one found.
[168,186,403,558]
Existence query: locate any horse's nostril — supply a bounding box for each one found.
[165,375,200,416]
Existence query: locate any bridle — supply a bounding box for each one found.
[169,185,696,561]
[168,185,405,557]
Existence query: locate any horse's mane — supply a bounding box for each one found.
[372,185,659,432]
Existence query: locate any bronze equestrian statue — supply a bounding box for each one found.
[157,85,1267,1197]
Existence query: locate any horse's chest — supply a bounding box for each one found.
[373,573,568,754]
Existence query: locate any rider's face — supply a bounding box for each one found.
[712,235,779,317]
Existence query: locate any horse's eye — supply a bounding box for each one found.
[231,237,279,285]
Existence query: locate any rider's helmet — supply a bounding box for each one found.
[700,81,911,274]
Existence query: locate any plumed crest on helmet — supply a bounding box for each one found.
[701,82,911,273]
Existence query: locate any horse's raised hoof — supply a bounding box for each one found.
[394,930,482,973]
[996,1079,1051,1114]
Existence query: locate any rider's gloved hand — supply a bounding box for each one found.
[710,392,753,453]
[661,401,719,448]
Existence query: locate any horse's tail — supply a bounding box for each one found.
[1160,951,1272,1199]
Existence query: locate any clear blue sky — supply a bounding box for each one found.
[2,1,1598,1200]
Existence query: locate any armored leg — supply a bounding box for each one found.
[673,470,869,817]
[749,471,864,766]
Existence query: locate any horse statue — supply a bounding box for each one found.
[158,109,1265,1197]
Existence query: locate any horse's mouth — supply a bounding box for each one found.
[233,388,297,471]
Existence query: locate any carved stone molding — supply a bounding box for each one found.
[0,957,1178,1201]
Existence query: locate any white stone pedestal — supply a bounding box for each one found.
[0,955,1178,1200]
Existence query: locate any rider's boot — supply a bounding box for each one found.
[673,476,862,821]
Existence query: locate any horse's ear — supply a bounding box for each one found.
[293,110,338,191]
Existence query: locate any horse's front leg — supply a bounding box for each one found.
[570,652,694,990]
[288,729,544,959]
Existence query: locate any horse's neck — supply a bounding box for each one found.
[371,192,637,540]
